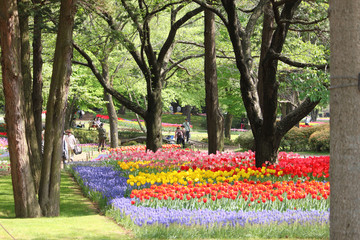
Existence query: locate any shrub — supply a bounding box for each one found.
[119,131,146,139]
[280,124,329,152]
[72,129,98,143]
[234,131,254,151]
[122,141,140,146]
[309,125,330,152]
[224,138,237,146]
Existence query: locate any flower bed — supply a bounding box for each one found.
[96,114,193,131]
[70,148,329,238]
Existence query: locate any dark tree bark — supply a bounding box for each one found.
[19,0,42,193]
[257,2,274,112]
[39,0,77,217]
[183,105,191,122]
[224,113,233,139]
[118,105,126,115]
[0,0,42,218]
[204,6,224,154]
[32,0,44,149]
[64,95,78,130]
[101,58,119,148]
[310,109,318,122]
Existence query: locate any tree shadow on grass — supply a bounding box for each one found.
[0,172,100,218]
[60,171,101,217]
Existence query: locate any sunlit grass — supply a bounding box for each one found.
[0,172,132,240]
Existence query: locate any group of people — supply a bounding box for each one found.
[174,118,191,148]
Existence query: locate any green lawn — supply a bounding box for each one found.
[0,172,133,240]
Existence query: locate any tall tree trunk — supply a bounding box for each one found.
[32,0,43,149]
[118,105,126,115]
[129,92,147,134]
[0,0,42,217]
[183,105,191,122]
[101,59,119,148]
[204,6,224,154]
[39,0,77,217]
[255,133,281,167]
[19,0,42,193]
[224,113,233,139]
[310,109,318,122]
[64,95,77,130]
[145,89,163,151]
[329,1,360,238]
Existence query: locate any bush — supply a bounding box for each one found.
[72,129,98,143]
[119,131,146,139]
[309,125,330,152]
[234,131,254,151]
[224,138,237,146]
[234,123,330,153]
[280,124,329,152]
[122,141,141,146]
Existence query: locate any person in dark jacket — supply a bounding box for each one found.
[97,123,106,152]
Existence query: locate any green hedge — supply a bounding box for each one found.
[235,124,330,153]
[72,128,98,144]
[118,131,146,139]
[309,125,330,152]
[234,131,255,151]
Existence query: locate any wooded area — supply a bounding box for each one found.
[2,2,356,239]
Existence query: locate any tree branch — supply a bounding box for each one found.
[73,43,147,118]
[100,11,152,83]
[279,16,328,25]
[192,0,228,26]
[72,60,89,67]
[274,51,329,70]
[148,0,186,17]
[121,0,143,35]
[289,27,330,33]
[161,54,205,78]
[157,7,203,65]
[277,97,319,136]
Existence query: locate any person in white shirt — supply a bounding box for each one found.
[65,129,76,161]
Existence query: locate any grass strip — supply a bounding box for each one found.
[0,172,132,240]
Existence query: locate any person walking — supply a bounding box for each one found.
[62,132,68,168]
[182,118,191,143]
[97,123,107,152]
[65,129,76,161]
[174,126,185,148]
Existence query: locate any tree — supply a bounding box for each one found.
[329,0,360,238]
[204,4,224,153]
[39,0,78,216]
[194,0,329,166]
[0,0,78,217]
[75,1,203,152]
